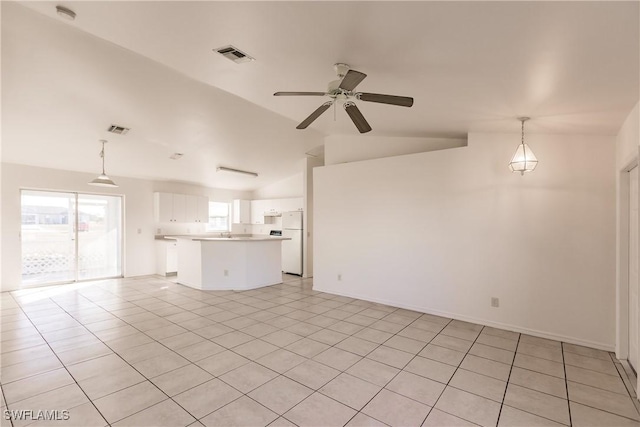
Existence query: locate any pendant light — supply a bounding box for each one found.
[509,117,538,175]
[88,140,118,187]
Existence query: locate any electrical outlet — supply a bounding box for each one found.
[224,269,229,277]
[157,228,162,234]
[337,274,342,281]
[137,228,142,234]
[491,297,500,308]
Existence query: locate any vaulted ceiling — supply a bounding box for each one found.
[2,1,638,190]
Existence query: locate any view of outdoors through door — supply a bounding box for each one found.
[21,190,123,286]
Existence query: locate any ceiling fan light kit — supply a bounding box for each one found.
[274,63,413,133]
[88,140,118,187]
[509,117,538,176]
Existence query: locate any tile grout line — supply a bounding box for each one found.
[561,342,573,426]
[0,284,581,421]
[0,383,15,427]
[337,317,456,427]
[205,277,394,426]
[416,322,486,426]
[272,299,425,426]
[8,276,640,426]
[283,316,452,426]
[30,275,381,424]
[495,332,522,426]
[34,287,225,425]
[7,285,506,427]
[5,293,112,427]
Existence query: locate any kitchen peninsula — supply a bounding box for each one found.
[169,235,290,290]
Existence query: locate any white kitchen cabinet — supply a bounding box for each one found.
[185,195,209,223]
[197,196,209,223]
[155,192,208,223]
[249,198,303,224]
[154,192,186,223]
[156,240,178,275]
[172,194,186,222]
[185,195,198,223]
[233,200,251,224]
[155,192,174,223]
[279,198,303,213]
[250,200,268,224]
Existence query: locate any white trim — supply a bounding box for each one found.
[315,285,615,352]
[617,155,639,364]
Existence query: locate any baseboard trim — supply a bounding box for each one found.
[314,285,615,352]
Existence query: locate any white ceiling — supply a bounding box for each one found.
[2,1,639,190]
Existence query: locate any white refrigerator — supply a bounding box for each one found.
[282,211,303,275]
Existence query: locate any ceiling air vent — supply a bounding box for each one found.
[107,125,130,135]
[214,45,255,64]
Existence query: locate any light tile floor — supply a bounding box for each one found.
[1,274,639,427]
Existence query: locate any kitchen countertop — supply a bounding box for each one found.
[160,235,290,242]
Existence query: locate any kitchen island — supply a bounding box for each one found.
[169,236,290,290]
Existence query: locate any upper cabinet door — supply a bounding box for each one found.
[154,192,174,222]
[233,200,251,224]
[279,197,303,213]
[172,194,186,223]
[250,200,267,224]
[197,197,209,223]
[185,195,198,222]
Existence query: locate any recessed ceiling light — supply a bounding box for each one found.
[56,5,76,21]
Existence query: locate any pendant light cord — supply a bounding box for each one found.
[521,118,527,158]
[100,142,106,175]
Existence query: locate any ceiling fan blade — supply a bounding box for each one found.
[274,92,326,96]
[296,102,333,129]
[358,92,414,107]
[339,70,367,91]
[344,102,372,133]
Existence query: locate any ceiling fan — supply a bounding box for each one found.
[274,63,414,134]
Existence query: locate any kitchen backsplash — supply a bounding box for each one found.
[155,222,270,236]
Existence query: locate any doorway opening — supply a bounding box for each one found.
[21,189,123,286]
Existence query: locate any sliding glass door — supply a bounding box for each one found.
[21,191,76,285]
[77,194,122,281]
[21,190,122,286]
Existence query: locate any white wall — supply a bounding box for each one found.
[1,163,250,292]
[325,135,467,165]
[251,173,303,200]
[314,133,616,349]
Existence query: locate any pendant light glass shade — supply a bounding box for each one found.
[509,117,538,175]
[88,140,118,187]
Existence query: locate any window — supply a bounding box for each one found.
[206,201,230,231]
